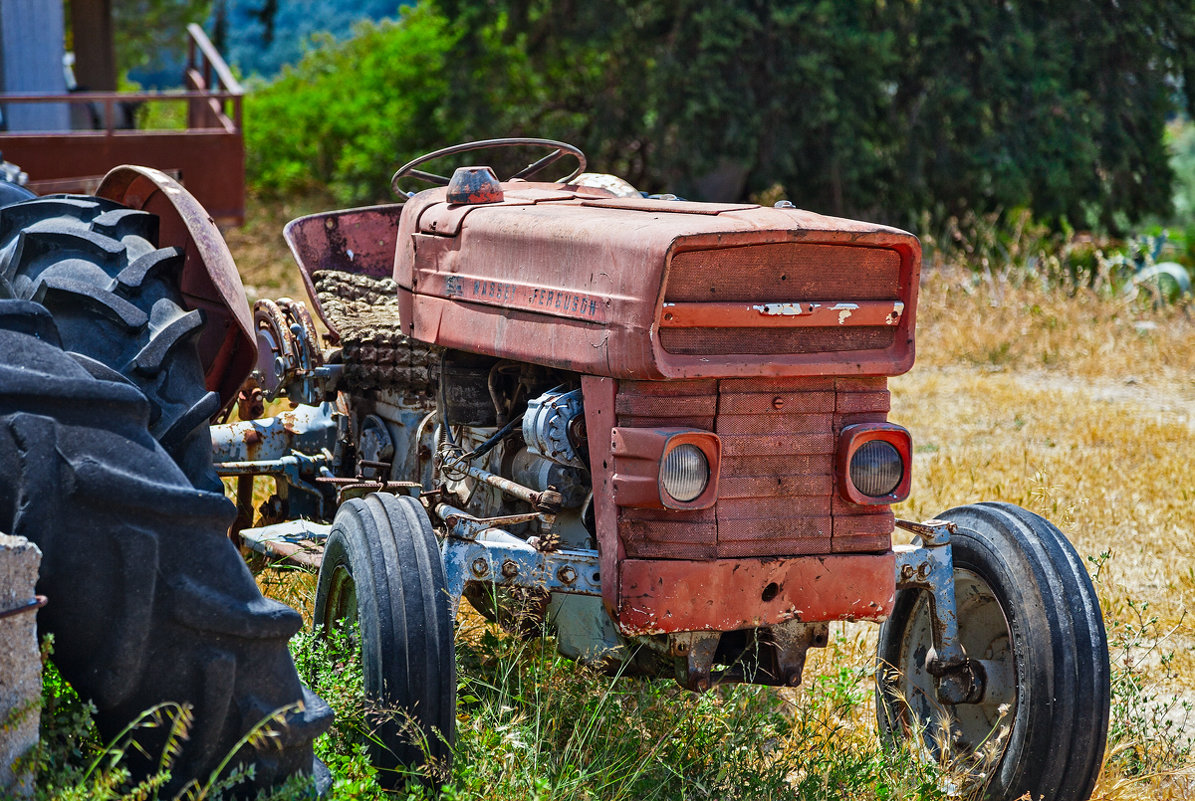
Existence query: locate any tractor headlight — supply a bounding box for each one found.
[849,440,903,498]
[661,443,709,503]
[611,428,721,510]
[837,424,912,505]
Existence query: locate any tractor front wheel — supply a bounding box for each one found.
[314,493,456,788]
[876,502,1109,801]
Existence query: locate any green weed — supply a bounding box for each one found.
[287,611,956,800]
[30,644,316,801]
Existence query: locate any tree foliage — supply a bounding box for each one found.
[244,4,461,199]
[246,0,1195,230]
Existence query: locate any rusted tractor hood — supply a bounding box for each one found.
[394,183,921,379]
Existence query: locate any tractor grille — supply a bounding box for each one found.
[659,243,902,356]
[616,377,893,560]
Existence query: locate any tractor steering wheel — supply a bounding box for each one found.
[390,138,587,199]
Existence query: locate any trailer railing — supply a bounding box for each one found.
[0,25,246,225]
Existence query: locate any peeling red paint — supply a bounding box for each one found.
[616,553,895,635]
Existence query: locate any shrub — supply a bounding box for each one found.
[244,4,461,204]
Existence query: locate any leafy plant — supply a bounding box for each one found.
[1100,233,1193,306]
[243,4,462,203]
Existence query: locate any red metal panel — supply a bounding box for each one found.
[716,412,833,436]
[281,205,404,340]
[831,510,895,553]
[586,375,901,630]
[620,509,718,560]
[721,376,837,392]
[581,375,622,616]
[722,453,828,475]
[665,243,901,302]
[615,394,716,417]
[718,473,832,497]
[1,130,244,225]
[616,553,895,635]
[659,300,904,329]
[718,432,836,457]
[579,197,758,215]
[657,326,895,356]
[716,390,835,415]
[605,377,898,562]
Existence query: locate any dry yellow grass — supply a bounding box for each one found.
[883,270,1193,798]
[226,196,1195,798]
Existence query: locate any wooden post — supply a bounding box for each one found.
[69,0,117,91]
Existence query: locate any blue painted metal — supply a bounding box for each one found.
[0,0,69,131]
[437,502,601,610]
[210,402,337,464]
[241,520,332,569]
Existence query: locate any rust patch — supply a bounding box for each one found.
[616,553,895,635]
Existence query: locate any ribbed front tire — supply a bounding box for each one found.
[315,493,456,788]
[877,502,1109,801]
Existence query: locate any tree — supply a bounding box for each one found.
[245,0,1195,229]
[430,0,1195,229]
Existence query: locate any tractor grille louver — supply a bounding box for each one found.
[616,377,893,560]
[659,243,903,357]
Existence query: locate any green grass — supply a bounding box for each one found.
[288,616,956,801]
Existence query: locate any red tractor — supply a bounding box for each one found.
[0,138,1110,798]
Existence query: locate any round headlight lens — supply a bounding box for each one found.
[661,444,709,503]
[850,440,903,497]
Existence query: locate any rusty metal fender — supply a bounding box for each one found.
[96,165,255,416]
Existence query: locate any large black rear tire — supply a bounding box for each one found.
[876,502,1109,801]
[314,493,456,788]
[0,299,331,794]
[0,195,220,489]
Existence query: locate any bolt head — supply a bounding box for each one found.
[557,566,578,585]
[501,559,519,578]
[471,557,489,577]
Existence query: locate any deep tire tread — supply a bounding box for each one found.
[34,276,149,329]
[116,247,184,290]
[0,196,217,488]
[127,309,205,375]
[0,299,331,794]
[92,207,159,242]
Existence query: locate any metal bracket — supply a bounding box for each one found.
[893,518,982,705]
[439,508,601,616]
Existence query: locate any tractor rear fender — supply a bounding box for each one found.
[96,165,255,416]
